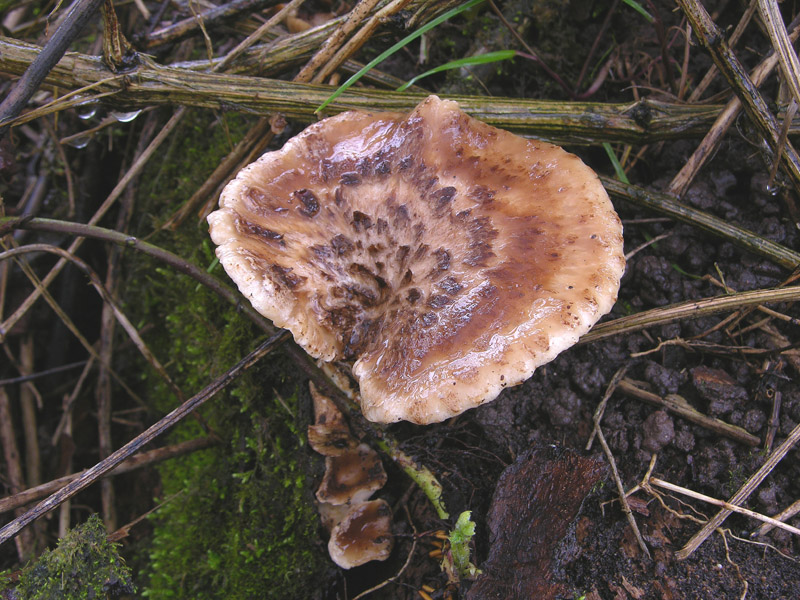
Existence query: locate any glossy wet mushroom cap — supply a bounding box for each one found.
[315,442,387,506]
[307,382,357,456]
[208,95,625,424]
[328,499,394,569]
[308,382,394,569]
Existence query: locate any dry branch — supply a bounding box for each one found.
[678,0,800,196]
[676,416,800,559]
[602,176,800,269]
[0,0,105,138]
[0,332,288,547]
[584,285,800,344]
[617,379,760,447]
[0,437,218,514]
[0,37,746,145]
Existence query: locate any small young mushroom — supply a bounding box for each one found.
[308,383,394,569]
[208,96,625,424]
[328,499,394,569]
[307,382,357,456]
[316,443,387,506]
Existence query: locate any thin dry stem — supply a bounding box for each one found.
[676,415,800,559]
[0,332,286,547]
[648,477,800,537]
[583,286,800,344]
[0,108,186,340]
[752,497,800,538]
[0,245,184,403]
[617,379,760,447]
[594,419,651,558]
[0,437,218,515]
[670,13,800,196]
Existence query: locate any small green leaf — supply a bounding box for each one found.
[621,0,654,23]
[603,142,630,184]
[448,511,480,579]
[396,50,516,92]
[316,0,486,113]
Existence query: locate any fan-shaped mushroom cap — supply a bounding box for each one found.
[308,382,357,456]
[208,96,624,424]
[328,499,394,569]
[316,443,387,506]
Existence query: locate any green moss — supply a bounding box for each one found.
[142,389,326,599]
[119,111,328,598]
[4,514,134,599]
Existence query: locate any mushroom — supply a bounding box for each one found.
[208,96,625,424]
[327,499,394,569]
[307,382,357,456]
[315,442,387,506]
[309,383,394,569]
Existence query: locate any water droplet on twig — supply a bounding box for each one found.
[110,109,142,123]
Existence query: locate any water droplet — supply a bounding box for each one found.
[77,106,97,120]
[65,135,91,149]
[110,109,142,123]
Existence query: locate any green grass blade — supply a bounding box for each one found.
[621,0,654,23]
[396,50,516,92]
[603,142,630,184]
[316,0,486,113]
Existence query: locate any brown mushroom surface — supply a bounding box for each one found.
[208,96,624,424]
[316,443,387,506]
[328,499,394,569]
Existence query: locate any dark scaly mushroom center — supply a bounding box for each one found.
[234,139,504,364]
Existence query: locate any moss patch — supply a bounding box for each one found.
[2,514,134,599]
[121,111,329,598]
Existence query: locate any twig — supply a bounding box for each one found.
[0,332,288,548]
[295,0,383,83]
[0,388,35,560]
[645,0,678,95]
[2,244,145,406]
[617,379,760,447]
[757,0,800,107]
[0,217,274,334]
[136,0,274,49]
[16,338,39,485]
[688,0,757,102]
[678,0,800,197]
[42,117,76,217]
[0,0,106,138]
[648,477,800,537]
[752,497,800,538]
[675,416,800,559]
[576,0,619,92]
[1,37,774,145]
[0,108,187,340]
[602,176,800,270]
[312,0,417,86]
[0,437,219,515]
[0,244,184,402]
[214,0,307,73]
[594,415,651,558]
[52,356,96,446]
[582,285,800,344]
[0,360,87,385]
[625,231,672,261]
[669,12,800,197]
[586,364,629,451]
